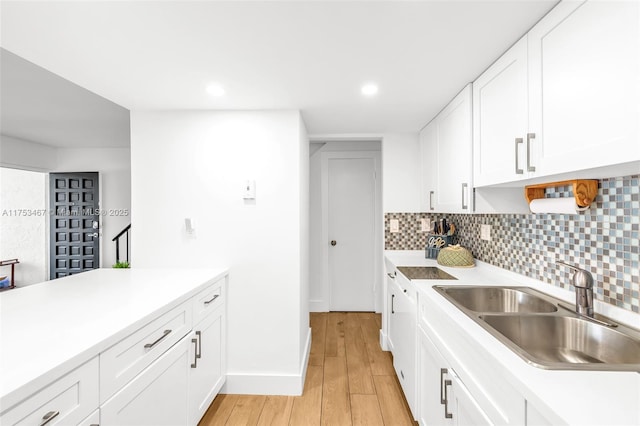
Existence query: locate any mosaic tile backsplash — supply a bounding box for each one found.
[385,175,640,313]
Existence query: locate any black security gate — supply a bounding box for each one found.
[49,172,100,279]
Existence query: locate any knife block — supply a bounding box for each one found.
[425,234,455,259]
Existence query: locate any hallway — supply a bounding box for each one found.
[199,312,416,425]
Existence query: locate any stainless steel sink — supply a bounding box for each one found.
[435,286,558,313]
[434,285,640,371]
[481,314,640,369]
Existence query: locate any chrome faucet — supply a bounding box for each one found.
[558,261,594,317]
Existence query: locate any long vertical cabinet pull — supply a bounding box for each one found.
[461,183,468,210]
[527,132,536,172]
[429,191,435,211]
[440,368,447,404]
[391,294,395,314]
[191,336,198,368]
[515,138,524,174]
[443,379,453,419]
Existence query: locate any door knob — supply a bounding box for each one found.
[330,240,337,246]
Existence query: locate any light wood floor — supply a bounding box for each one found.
[199,312,417,426]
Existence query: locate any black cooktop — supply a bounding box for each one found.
[397,266,458,280]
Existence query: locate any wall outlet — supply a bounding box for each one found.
[480,224,491,241]
[420,218,430,232]
[390,219,400,233]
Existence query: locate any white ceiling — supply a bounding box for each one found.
[1,49,131,148]
[0,0,558,137]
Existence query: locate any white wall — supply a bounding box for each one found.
[54,148,132,267]
[309,141,382,312]
[0,135,57,171]
[0,168,47,285]
[382,133,421,212]
[130,110,310,395]
[298,120,310,369]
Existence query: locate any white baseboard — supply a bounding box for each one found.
[379,329,389,351]
[222,327,312,396]
[309,300,328,312]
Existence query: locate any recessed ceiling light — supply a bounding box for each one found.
[206,84,225,97]
[361,83,379,96]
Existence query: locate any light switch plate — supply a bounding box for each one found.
[390,219,400,233]
[420,218,430,232]
[480,224,491,241]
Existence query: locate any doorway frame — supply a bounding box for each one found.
[319,150,382,312]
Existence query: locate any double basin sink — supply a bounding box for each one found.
[433,286,640,371]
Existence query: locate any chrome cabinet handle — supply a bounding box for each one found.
[527,132,536,172]
[40,411,60,426]
[89,232,99,238]
[443,379,453,419]
[461,183,468,210]
[440,368,447,404]
[429,191,435,211]
[195,330,202,359]
[387,271,396,279]
[144,329,171,349]
[391,294,395,314]
[191,337,198,368]
[204,294,220,305]
[515,138,524,174]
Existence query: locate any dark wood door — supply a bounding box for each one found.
[49,172,100,279]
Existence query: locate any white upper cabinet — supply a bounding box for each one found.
[473,36,529,186]
[435,84,473,213]
[419,120,437,212]
[528,0,640,176]
[473,0,640,187]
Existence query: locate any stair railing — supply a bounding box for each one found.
[112,224,131,264]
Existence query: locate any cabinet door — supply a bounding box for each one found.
[529,0,640,176]
[391,286,417,419]
[77,409,99,426]
[418,328,453,426]
[420,121,437,212]
[435,84,473,213]
[188,307,225,425]
[473,37,529,187]
[448,369,493,426]
[387,278,399,352]
[101,337,189,426]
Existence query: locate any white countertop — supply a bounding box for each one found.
[0,267,228,410]
[385,250,640,426]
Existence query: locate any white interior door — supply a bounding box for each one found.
[328,157,376,311]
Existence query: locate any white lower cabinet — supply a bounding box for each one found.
[447,369,493,426]
[188,305,225,425]
[418,327,451,426]
[387,275,417,419]
[418,328,492,426]
[101,336,190,426]
[418,291,525,426]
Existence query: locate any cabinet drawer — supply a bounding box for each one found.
[101,336,189,426]
[192,277,225,325]
[100,300,192,402]
[0,357,99,426]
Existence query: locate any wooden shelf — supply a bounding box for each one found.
[525,179,599,208]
